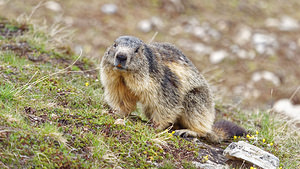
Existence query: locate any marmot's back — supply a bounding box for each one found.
[100,36,246,143]
[150,42,210,96]
[151,42,194,66]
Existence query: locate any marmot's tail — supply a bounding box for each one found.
[207,120,247,143]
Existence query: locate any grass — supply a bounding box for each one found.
[216,104,300,168]
[0,18,299,169]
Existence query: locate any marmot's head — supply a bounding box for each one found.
[103,36,148,72]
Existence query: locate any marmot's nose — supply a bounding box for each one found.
[116,54,127,62]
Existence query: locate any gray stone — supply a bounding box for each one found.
[209,50,228,64]
[45,1,62,12]
[137,20,152,33]
[236,49,255,60]
[252,33,278,55]
[101,3,118,14]
[193,26,206,39]
[234,25,252,45]
[192,161,229,169]
[279,16,299,31]
[150,16,164,29]
[265,16,299,31]
[273,99,300,123]
[192,43,212,55]
[224,141,280,169]
[251,71,280,86]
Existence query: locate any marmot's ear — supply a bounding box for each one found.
[141,44,146,53]
[106,46,112,55]
[134,46,140,53]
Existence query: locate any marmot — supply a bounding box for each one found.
[100,36,246,142]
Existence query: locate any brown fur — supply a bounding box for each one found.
[100,36,246,142]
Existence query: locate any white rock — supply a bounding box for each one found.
[192,161,229,169]
[252,71,280,86]
[193,26,206,39]
[209,50,228,64]
[217,20,229,31]
[136,17,164,33]
[253,33,274,43]
[182,18,199,33]
[234,26,252,45]
[252,33,277,46]
[45,1,62,12]
[236,49,247,59]
[192,43,212,55]
[186,17,200,26]
[273,99,300,122]
[230,45,239,52]
[224,141,280,169]
[150,16,164,29]
[208,28,221,40]
[279,16,299,31]
[189,23,220,42]
[169,25,183,35]
[137,20,152,33]
[265,18,280,28]
[101,3,118,14]
[231,45,255,59]
[252,33,278,55]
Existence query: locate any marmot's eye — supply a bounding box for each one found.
[113,43,117,48]
[134,47,140,53]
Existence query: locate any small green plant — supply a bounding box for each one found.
[0,83,15,102]
[5,24,19,31]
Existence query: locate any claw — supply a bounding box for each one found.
[174,129,198,138]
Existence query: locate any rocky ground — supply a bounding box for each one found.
[0,0,300,168]
[0,0,300,108]
[1,0,300,113]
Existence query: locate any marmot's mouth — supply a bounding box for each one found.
[113,66,127,71]
[116,63,122,68]
[113,61,127,70]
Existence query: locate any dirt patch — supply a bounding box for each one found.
[24,107,48,126]
[0,20,97,78]
[161,142,198,167]
[0,41,96,75]
[0,20,28,38]
[101,124,132,142]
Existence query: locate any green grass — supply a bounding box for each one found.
[0,18,299,169]
[216,104,300,168]
[0,83,15,102]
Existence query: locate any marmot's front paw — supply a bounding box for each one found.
[173,129,198,138]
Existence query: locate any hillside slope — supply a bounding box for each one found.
[0,19,299,168]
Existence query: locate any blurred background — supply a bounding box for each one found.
[1,0,300,111]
